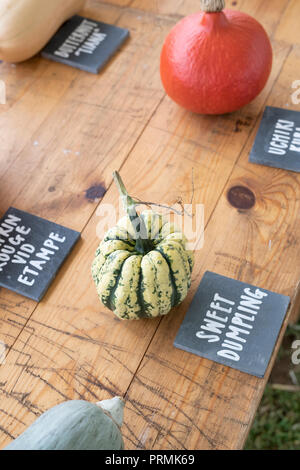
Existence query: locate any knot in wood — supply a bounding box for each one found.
[227,186,256,210]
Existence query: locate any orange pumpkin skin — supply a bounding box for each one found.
[160,10,273,115]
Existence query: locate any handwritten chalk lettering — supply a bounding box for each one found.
[221,339,244,352]
[268,119,295,155]
[0,217,31,271]
[0,216,30,240]
[175,271,291,377]
[239,296,262,310]
[54,19,103,59]
[217,339,243,361]
[225,325,250,344]
[213,293,235,306]
[18,274,35,287]
[0,253,10,262]
[243,288,268,300]
[268,120,300,156]
[55,19,98,58]
[0,207,80,301]
[217,350,240,362]
[236,312,255,322]
[0,223,17,238]
[268,147,286,156]
[276,120,294,131]
[1,245,15,255]
[291,80,300,105]
[290,128,300,152]
[206,310,229,323]
[75,31,107,56]
[8,234,25,246]
[231,315,254,330]
[12,244,35,264]
[4,214,21,226]
[196,294,235,340]
[196,287,269,363]
[217,288,268,362]
[44,239,59,250]
[49,232,66,243]
[236,288,268,315]
[17,232,66,287]
[202,317,227,335]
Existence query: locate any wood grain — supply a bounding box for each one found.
[275,0,300,45]
[123,43,300,451]
[0,0,299,451]
[0,2,170,343]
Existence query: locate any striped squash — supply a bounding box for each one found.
[92,173,194,320]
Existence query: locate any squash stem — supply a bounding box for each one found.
[200,0,225,12]
[113,171,153,255]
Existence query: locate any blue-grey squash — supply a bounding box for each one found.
[4,397,125,450]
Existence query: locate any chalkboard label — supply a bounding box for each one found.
[250,106,300,173]
[174,272,290,377]
[42,15,129,74]
[0,208,80,301]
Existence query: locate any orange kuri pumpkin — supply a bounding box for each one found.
[160,0,273,115]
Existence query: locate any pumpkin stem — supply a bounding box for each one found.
[200,0,225,12]
[96,397,125,428]
[113,171,153,255]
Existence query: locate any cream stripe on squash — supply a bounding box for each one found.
[96,250,132,310]
[156,241,190,305]
[140,250,173,317]
[104,226,135,245]
[141,211,165,241]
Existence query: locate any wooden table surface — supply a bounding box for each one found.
[0,0,299,451]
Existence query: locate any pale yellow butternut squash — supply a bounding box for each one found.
[0,0,85,63]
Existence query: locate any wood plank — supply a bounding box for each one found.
[0,61,77,180]
[0,33,291,449]
[0,5,167,222]
[0,0,298,451]
[0,0,129,178]
[0,3,170,347]
[123,45,300,450]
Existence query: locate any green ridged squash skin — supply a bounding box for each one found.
[92,210,194,320]
[4,400,124,450]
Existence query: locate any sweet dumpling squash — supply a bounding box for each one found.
[92,172,194,320]
[0,0,85,63]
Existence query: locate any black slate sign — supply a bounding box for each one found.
[174,272,290,378]
[0,208,80,301]
[250,106,300,173]
[42,15,129,74]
